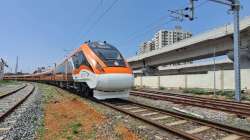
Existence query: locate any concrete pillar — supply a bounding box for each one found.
[157,76,161,89]
[184,74,188,89]
[220,69,224,92]
[140,76,143,87]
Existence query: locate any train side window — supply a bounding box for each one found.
[56,64,65,74]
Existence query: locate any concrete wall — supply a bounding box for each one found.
[134,69,250,90]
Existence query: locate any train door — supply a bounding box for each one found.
[65,59,73,81]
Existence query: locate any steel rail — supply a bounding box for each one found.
[134,89,250,106]
[131,90,250,116]
[54,86,250,139]
[128,100,250,138]
[131,91,250,116]
[0,84,27,99]
[0,84,35,122]
[99,100,201,140]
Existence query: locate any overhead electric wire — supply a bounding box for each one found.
[84,0,120,36]
[124,14,170,43]
[126,19,176,43]
[80,0,103,33]
[124,0,209,45]
[67,0,103,52]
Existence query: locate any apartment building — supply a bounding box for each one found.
[138,26,192,54]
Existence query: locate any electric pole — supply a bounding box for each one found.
[15,56,19,74]
[232,0,241,102]
[188,0,241,102]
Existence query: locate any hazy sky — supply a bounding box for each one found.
[0,0,250,73]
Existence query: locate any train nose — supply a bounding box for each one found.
[95,74,134,91]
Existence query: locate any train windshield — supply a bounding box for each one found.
[90,42,126,67]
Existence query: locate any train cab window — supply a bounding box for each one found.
[89,41,126,67]
[72,52,91,69]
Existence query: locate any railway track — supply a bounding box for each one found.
[0,84,35,139]
[130,89,250,117]
[100,99,250,140]
[0,84,27,99]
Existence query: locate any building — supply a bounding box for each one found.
[138,26,192,54]
[137,40,155,54]
[154,26,192,49]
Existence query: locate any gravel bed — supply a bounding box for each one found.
[174,122,202,132]
[102,111,184,140]
[196,129,228,140]
[158,117,180,124]
[0,85,33,115]
[0,84,23,94]
[129,95,250,131]
[2,84,42,140]
[81,98,185,140]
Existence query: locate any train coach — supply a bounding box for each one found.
[4,41,134,99]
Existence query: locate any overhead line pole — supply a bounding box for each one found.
[15,56,18,74]
[208,0,241,102]
[15,56,19,81]
[188,0,241,102]
[232,0,241,102]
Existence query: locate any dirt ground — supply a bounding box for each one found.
[37,84,140,140]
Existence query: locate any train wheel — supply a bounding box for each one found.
[80,83,93,98]
[86,87,93,98]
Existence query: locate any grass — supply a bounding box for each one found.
[61,121,96,140]
[36,83,56,140]
[159,86,165,90]
[182,87,250,101]
[70,122,82,134]
[0,80,18,85]
[58,121,84,140]
[183,88,212,95]
[36,117,45,140]
[36,84,98,140]
[37,84,57,103]
[36,83,142,140]
[183,88,233,96]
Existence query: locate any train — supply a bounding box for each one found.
[4,41,134,99]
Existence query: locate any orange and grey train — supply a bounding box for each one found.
[4,41,134,99]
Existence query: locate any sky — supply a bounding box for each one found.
[0,0,250,73]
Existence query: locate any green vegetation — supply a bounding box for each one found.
[0,80,18,85]
[159,86,165,90]
[241,92,250,101]
[183,88,234,97]
[36,116,45,140]
[183,88,212,95]
[70,122,82,134]
[36,84,56,140]
[37,84,98,140]
[59,121,93,140]
[37,84,57,103]
[182,88,250,101]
